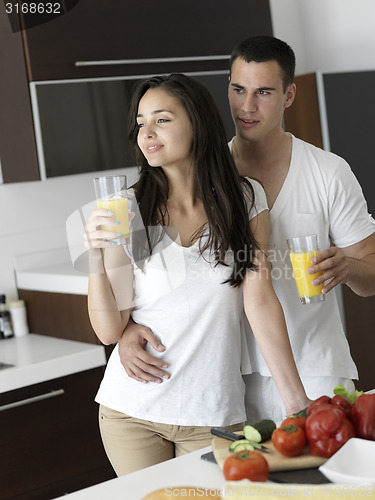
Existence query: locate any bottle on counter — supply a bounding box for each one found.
[0,294,14,339]
[9,299,29,337]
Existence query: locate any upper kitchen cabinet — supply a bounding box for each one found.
[0,6,40,182]
[1,0,272,183]
[21,0,273,81]
[285,70,375,217]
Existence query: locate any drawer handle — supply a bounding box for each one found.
[75,54,230,67]
[0,389,65,412]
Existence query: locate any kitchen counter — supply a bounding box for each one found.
[54,425,375,500]
[56,446,225,500]
[55,386,375,499]
[14,247,88,295]
[0,333,106,393]
[15,260,88,294]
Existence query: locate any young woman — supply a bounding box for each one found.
[84,74,310,476]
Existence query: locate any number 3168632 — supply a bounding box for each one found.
[5,3,62,14]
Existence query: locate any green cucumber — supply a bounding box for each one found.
[243,419,276,443]
[229,439,255,452]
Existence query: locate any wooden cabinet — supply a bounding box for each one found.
[20,0,272,81]
[17,289,97,344]
[0,6,40,183]
[0,368,115,500]
[284,71,375,392]
[1,1,273,183]
[283,73,323,150]
[285,71,375,217]
[342,288,375,393]
[17,289,114,359]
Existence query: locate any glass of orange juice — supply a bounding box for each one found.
[287,234,325,305]
[94,175,129,244]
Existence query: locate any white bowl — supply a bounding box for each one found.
[319,438,375,485]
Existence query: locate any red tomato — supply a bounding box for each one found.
[223,450,270,482]
[271,425,306,457]
[281,416,307,431]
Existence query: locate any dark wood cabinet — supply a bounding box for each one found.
[17,289,115,359]
[342,288,375,393]
[1,1,273,183]
[17,289,97,344]
[284,71,375,392]
[284,73,323,150]
[0,368,115,500]
[20,0,272,81]
[0,6,40,183]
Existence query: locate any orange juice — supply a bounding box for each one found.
[97,197,129,238]
[289,251,324,298]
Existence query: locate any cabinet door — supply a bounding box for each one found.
[0,6,40,182]
[21,0,273,80]
[342,287,375,392]
[18,289,97,344]
[284,73,323,149]
[322,70,375,217]
[0,368,115,500]
[2,1,272,183]
[17,289,115,359]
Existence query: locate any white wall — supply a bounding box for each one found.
[0,168,138,300]
[270,0,375,75]
[2,0,375,300]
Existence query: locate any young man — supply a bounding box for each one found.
[226,35,375,421]
[117,36,375,422]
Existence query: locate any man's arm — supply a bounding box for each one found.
[308,232,375,297]
[118,318,170,383]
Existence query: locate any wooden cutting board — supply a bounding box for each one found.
[212,434,327,471]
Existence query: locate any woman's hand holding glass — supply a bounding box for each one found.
[84,208,134,250]
[84,208,123,249]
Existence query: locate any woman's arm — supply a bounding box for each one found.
[243,211,310,415]
[85,209,134,345]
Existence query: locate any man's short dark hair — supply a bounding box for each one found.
[230,35,296,92]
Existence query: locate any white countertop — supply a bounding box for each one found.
[0,333,106,393]
[14,247,88,295]
[15,261,88,295]
[55,446,226,500]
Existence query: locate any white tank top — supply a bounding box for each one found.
[95,180,268,426]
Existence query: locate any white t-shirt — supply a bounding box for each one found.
[229,136,375,379]
[95,179,268,426]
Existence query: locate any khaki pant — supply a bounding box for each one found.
[98,405,243,476]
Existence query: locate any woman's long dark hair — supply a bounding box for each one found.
[128,73,259,286]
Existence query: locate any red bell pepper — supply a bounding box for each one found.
[351,394,375,440]
[305,406,356,458]
[307,394,352,419]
